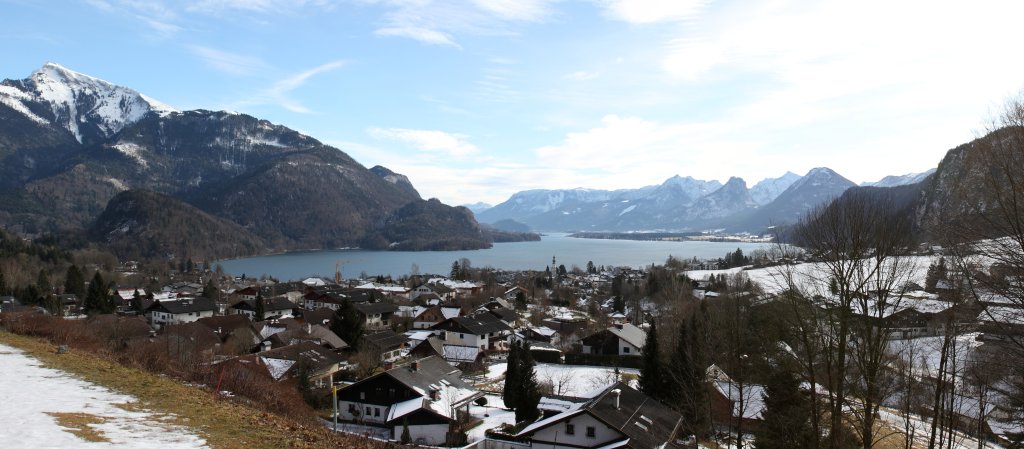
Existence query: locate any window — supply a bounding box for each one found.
[348,404,356,413]
[586,426,596,438]
[565,424,575,435]
[374,408,380,417]
[622,347,630,354]
[459,333,465,339]
[366,407,371,415]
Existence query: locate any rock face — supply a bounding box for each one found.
[0,64,491,257]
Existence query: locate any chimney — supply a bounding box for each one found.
[411,361,420,372]
[611,389,621,410]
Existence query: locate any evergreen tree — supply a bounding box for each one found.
[84,272,114,315]
[0,270,6,295]
[202,279,221,301]
[186,258,195,273]
[36,269,51,296]
[586,261,596,274]
[43,293,61,316]
[640,320,664,396]
[401,418,412,444]
[669,311,710,437]
[19,284,41,306]
[503,342,521,410]
[131,289,143,313]
[64,265,85,299]
[515,342,541,423]
[612,296,624,313]
[450,261,461,280]
[254,290,266,321]
[330,300,364,349]
[755,367,816,449]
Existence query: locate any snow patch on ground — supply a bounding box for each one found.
[0,343,209,449]
[105,178,129,191]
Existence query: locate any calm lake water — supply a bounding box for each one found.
[217,234,771,281]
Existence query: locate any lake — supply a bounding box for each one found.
[216,234,772,281]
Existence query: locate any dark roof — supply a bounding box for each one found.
[487,307,519,322]
[520,383,683,448]
[355,302,399,316]
[145,297,216,314]
[301,308,335,326]
[231,297,299,312]
[197,314,255,335]
[384,356,476,401]
[434,312,512,335]
[362,329,408,350]
[257,340,345,375]
[163,322,221,351]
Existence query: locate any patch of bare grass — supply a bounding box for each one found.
[46,412,110,443]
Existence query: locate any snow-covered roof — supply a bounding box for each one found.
[713,380,766,420]
[260,357,295,381]
[386,397,424,422]
[302,277,327,286]
[607,323,646,349]
[442,345,480,363]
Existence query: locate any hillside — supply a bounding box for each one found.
[0,64,491,256]
[89,190,265,261]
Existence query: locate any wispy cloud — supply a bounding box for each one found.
[267,61,346,113]
[595,0,706,24]
[370,0,558,47]
[190,46,268,76]
[368,127,479,157]
[375,27,461,48]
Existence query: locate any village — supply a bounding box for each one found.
[1,247,1022,449]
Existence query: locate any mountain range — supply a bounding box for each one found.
[0,63,493,260]
[476,166,934,233]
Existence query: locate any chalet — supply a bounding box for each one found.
[409,336,484,368]
[362,329,408,362]
[235,286,261,301]
[336,356,484,446]
[355,282,411,299]
[410,305,459,329]
[432,313,513,351]
[144,297,216,328]
[707,367,766,434]
[522,326,561,346]
[580,323,646,357]
[541,314,590,338]
[164,322,222,354]
[503,286,529,301]
[355,302,400,330]
[265,323,349,352]
[486,383,685,449]
[196,315,261,353]
[246,341,345,386]
[229,296,299,320]
[412,283,456,301]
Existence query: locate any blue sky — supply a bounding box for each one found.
[4,0,1024,206]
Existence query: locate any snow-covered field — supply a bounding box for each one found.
[485,362,639,398]
[0,343,209,449]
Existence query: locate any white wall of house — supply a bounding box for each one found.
[391,424,448,446]
[620,340,641,356]
[442,331,488,350]
[339,400,389,424]
[148,310,214,326]
[530,413,621,449]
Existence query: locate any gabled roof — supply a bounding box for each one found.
[362,329,408,350]
[257,341,345,378]
[434,312,512,335]
[355,302,400,316]
[231,297,299,312]
[607,323,646,349]
[518,383,683,448]
[145,297,216,315]
[713,380,766,420]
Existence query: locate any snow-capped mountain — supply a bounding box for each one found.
[476,188,617,223]
[687,177,757,220]
[0,63,493,257]
[0,63,175,144]
[861,168,936,187]
[749,171,802,205]
[461,202,493,214]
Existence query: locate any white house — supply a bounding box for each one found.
[580,323,646,357]
[144,298,216,328]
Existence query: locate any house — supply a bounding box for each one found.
[522,326,561,346]
[707,367,766,434]
[196,314,261,353]
[144,297,217,328]
[355,302,400,330]
[229,296,299,321]
[504,286,529,301]
[244,341,346,387]
[486,383,685,449]
[409,336,485,368]
[235,286,261,301]
[362,329,409,362]
[411,305,447,329]
[432,312,513,351]
[336,356,484,446]
[580,323,646,357]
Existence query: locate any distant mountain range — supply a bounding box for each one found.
[0,63,496,259]
[476,167,935,233]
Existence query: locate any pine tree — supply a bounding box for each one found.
[202,279,220,301]
[36,269,51,296]
[0,270,6,295]
[640,320,664,396]
[503,342,521,410]
[254,290,266,321]
[755,367,815,449]
[401,418,412,444]
[64,265,85,299]
[450,261,461,280]
[84,272,111,315]
[515,342,541,423]
[669,310,710,437]
[330,299,364,349]
[131,289,143,313]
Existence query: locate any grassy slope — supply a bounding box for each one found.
[0,332,386,449]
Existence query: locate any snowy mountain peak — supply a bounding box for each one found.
[1,63,177,143]
[749,171,802,205]
[861,168,936,187]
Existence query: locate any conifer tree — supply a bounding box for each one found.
[84,272,113,315]
[131,289,143,313]
[202,279,220,301]
[254,290,266,321]
[503,341,521,410]
[64,265,85,299]
[755,367,816,449]
[515,341,542,423]
[36,269,51,296]
[640,320,664,396]
[330,299,364,349]
[0,270,6,295]
[401,418,412,444]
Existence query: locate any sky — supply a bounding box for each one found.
[4,0,1024,206]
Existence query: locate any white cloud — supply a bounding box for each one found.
[469,0,554,22]
[596,0,706,24]
[265,61,345,113]
[190,46,268,76]
[369,128,480,157]
[375,26,461,48]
